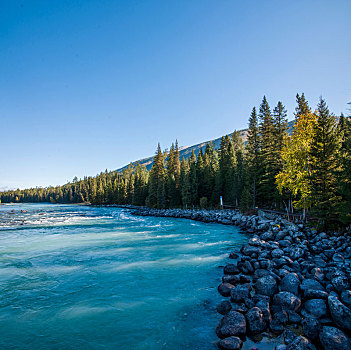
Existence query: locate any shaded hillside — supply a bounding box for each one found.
[118,120,295,171]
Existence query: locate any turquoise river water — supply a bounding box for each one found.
[0,203,250,350]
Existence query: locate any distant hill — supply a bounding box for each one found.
[117,120,295,172]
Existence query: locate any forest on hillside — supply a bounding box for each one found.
[2,94,351,229]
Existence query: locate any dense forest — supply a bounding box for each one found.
[1,94,350,229]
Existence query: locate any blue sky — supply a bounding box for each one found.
[1,0,350,189]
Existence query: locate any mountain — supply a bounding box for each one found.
[117,120,295,172]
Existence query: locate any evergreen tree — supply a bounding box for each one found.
[295,93,310,120]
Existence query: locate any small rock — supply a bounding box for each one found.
[300,278,324,292]
[302,299,328,319]
[230,284,250,303]
[302,317,321,340]
[217,300,232,315]
[279,273,300,296]
[273,292,301,312]
[224,264,240,275]
[286,336,316,350]
[340,290,351,308]
[218,283,234,297]
[255,275,277,298]
[218,336,243,350]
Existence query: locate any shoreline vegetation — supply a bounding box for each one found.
[1,94,351,230]
[130,206,351,350]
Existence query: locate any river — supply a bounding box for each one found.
[0,203,249,349]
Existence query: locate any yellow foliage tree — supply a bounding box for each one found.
[276,111,317,213]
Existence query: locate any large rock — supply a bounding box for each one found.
[300,278,324,292]
[302,316,321,340]
[218,336,243,350]
[218,283,234,297]
[273,292,301,312]
[302,299,328,319]
[255,275,277,297]
[245,307,266,334]
[230,284,250,303]
[319,326,350,350]
[216,311,246,339]
[286,336,316,350]
[279,273,300,296]
[224,264,240,275]
[328,296,351,331]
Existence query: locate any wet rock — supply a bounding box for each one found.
[279,273,300,296]
[273,292,301,312]
[319,326,350,350]
[216,310,247,339]
[328,296,351,331]
[302,299,328,319]
[255,275,277,298]
[224,264,240,275]
[218,336,243,350]
[301,317,321,340]
[245,307,266,334]
[218,283,234,297]
[286,336,316,350]
[222,275,240,285]
[217,300,232,315]
[230,284,250,303]
[229,252,239,259]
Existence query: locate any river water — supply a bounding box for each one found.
[0,203,249,350]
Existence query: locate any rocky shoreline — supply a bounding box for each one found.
[131,207,351,350]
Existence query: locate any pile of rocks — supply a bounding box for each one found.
[132,207,351,349]
[217,221,351,349]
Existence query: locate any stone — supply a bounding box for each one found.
[217,300,232,315]
[340,290,351,308]
[255,275,277,298]
[273,292,301,312]
[229,252,239,259]
[270,317,284,334]
[216,311,247,339]
[286,336,316,350]
[224,264,240,275]
[218,283,234,297]
[319,326,350,350]
[222,275,240,285]
[290,247,305,260]
[302,299,328,319]
[218,336,243,350]
[256,299,272,323]
[328,296,351,331]
[303,289,328,300]
[279,273,300,296]
[300,278,324,292]
[230,284,250,303]
[287,310,301,324]
[302,317,321,340]
[332,275,351,293]
[245,307,266,334]
[272,249,284,258]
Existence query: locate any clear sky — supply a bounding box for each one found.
[1,0,350,190]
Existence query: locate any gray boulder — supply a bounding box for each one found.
[328,296,351,331]
[273,292,301,312]
[319,326,350,350]
[230,284,250,303]
[279,273,300,296]
[245,307,266,334]
[302,299,328,319]
[216,310,247,339]
[255,275,277,297]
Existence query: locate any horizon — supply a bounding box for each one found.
[1,0,351,190]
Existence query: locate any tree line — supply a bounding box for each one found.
[1,94,350,228]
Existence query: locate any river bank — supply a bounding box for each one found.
[131,207,351,350]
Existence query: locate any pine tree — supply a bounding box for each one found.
[309,98,341,227]
[295,93,310,120]
[188,150,198,207]
[179,158,190,208]
[244,107,260,209]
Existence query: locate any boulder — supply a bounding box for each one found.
[332,275,351,293]
[286,336,316,350]
[245,307,266,334]
[302,316,321,340]
[279,273,300,296]
[340,290,351,308]
[217,300,232,315]
[273,292,301,312]
[224,264,240,275]
[319,326,350,350]
[230,284,250,303]
[255,275,277,298]
[302,299,328,319]
[216,310,247,339]
[218,283,234,297]
[300,278,324,292]
[328,296,351,331]
[218,336,243,350]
